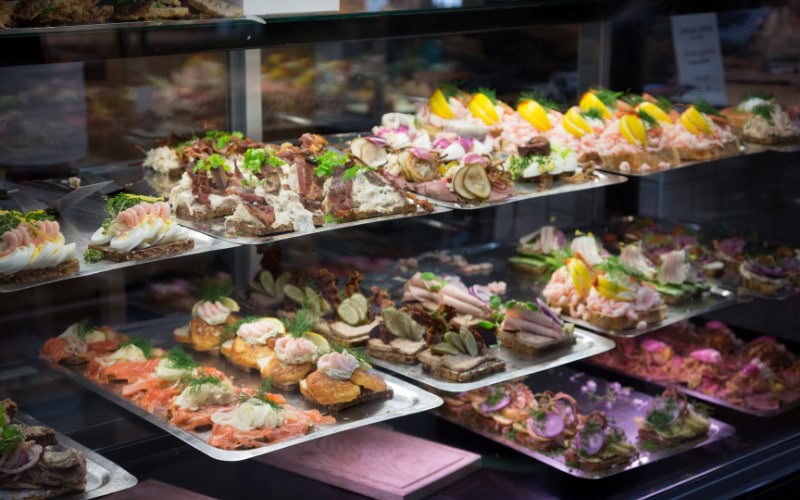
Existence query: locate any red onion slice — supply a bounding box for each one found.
[433,137,453,150]
[527,412,565,439]
[480,394,511,413]
[536,298,564,327]
[458,136,475,151]
[553,399,577,427]
[575,429,605,456]
[744,260,786,279]
[409,146,431,161]
[0,443,42,475]
[689,348,721,364]
[364,136,389,147]
[641,339,669,353]
[468,285,492,303]
[462,153,487,166]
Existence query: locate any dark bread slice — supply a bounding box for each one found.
[514,431,560,452]
[87,239,194,262]
[741,133,799,145]
[337,202,418,222]
[0,259,79,284]
[565,449,632,472]
[367,347,420,365]
[225,219,294,237]
[659,287,703,305]
[586,305,666,331]
[299,380,394,411]
[497,330,576,357]
[175,203,235,222]
[421,356,506,382]
[741,275,785,295]
[600,147,680,172]
[638,426,706,448]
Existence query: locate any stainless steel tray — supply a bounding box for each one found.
[176,203,451,245]
[436,367,736,479]
[0,205,238,294]
[371,328,615,392]
[414,171,627,210]
[8,411,137,499]
[560,286,738,338]
[593,142,752,178]
[587,361,800,417]
[44,317,443,462]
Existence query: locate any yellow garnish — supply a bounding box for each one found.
[468,92,500,125]
[566,258,593,298]
[430,89,455,119]
[579,92,612,119]
[595,275,635,301]
[680,106,712,135]
[637,102,672,124]
[620,114,648,147]
[563,107,593,138]
[517,100,552,130]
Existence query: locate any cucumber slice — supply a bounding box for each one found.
[283,284,306,304]
[459,327,479,356]
[432,342,460,356]
[274,273,290,299]
[258,270,275,296]
[350,293,368,317]
[248,281,266,294]
[337,302,361,326]
[444,331,466,354]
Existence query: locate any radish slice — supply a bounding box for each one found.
[462,153,487,166]
[536,298,564,326]
[468,285,492,303]
[527,412,564,439]
[575,429,605,456]
[481,394,511,413]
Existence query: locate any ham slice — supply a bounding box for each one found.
[501,307,565,341]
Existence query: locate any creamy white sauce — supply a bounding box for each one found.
[352,174,407,214]
[174,380,237,411]
[210,398,285,431]
[95,344,146,367]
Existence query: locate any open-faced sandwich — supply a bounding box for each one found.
[509,224,571,276]
[738,256,790,295]
[547,106,608,164]
[498,299,576,356]
[417,323,505,383]
[468,383,537,435]
[496,94,563,156]
[0,210,78,284]
[635,387,710,448]
[402,271,506,323]
[667,102,740,161]
[40,321,125,365]
[209,383,335,450]
[167,372,242,431]
[513,391,581,452]
[220,316,284,372]
[142,138,186,178]
[564,411,637,471]
[314,272,381,347]
[619,246,710,304]
[300,349,393,411]
[174,281,240,352]
[85,337,165,384]
[712,236,746,273]
[722,94,799,144]
[502,137,587,185]
[367,306,429,364]
[596,109,680,174]
[87,193,193,262]
[1,399,87,497]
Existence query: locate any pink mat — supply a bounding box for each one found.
[259,425,481,499]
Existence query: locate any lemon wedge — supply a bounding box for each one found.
[430,89,455,119]
[579,92,612,119]
[468,92,500,125]
[620,114,647,147]
[680,106,712,135]
[563,107,593,138]
[219,297,241,312]
[636,102,672,124]
[595,275,635,301]
[517,100,552,130]
[566,258,593,297]
[303,331,331,354]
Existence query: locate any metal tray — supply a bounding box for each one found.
[8,411,137,499]
[0,205,238,294]
[436,367,736,479]
[176,204,452,245]
[44,317,443,462]
[593,142,750,178]
[560,286,738,338]
[414,171,627,210]
[371,328,615,392]
[587,361,800,417]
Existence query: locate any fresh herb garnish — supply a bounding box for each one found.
[646,398,677,430]
[184,374,222,393]
[324,214,344,224]
[313,150,348,177]
[225,316,261,335]
[75,320,94,339]
[476,320,496,330]
[245,378,283,409]
[638,109,657,126]
[742,91,773,102]
[582,107,604,120]
[640,440,660,451]
[119,336,152,359]
[489,295,502,310]
[485,388,506,407]
[205,130,244,150]
[477,87,497,104]
[83,248,104,262]
[342,164,375,181]
[594,88,623,106]
[583,420,601,435]
[1,210,55,235]
[199,278,235,303]
[693,99,721,117]
[0,411,23,454]
[595,256,645,282]
[518,91,560,110]
[283,307,316,338]
[332,344,373,369]
[419,272,447,292]
[621,93,644,106]
[752,103,775,126]
[656,97,673,113]
[193,153,230,174]
[165,346,197,370]
[503,300,540,313]
[439,82,461,99]
[100,193,162,233]
[242,149,266,172]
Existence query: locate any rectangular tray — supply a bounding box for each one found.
[176,204,452,245]
[436,367,736,479]
[371,328,615,392]
[9,411,137,499]
[44,317,443,462]
[415,171,627,210]
[561,286,738,338]
[587,361,800,417]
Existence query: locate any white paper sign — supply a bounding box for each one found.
[671,13,728,106]
[242,0,339,17]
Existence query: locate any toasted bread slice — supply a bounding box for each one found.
[676,139,740,161]
[586,305,666,331]
[741,275,786,295]
[0,258,79,284]
[225,219,295,237]
[600,147,680,172]
[741,133,799,145]
[176,203,235,222]
[659,288,703,305]
[87,239,194,262]
[497,330,576,357]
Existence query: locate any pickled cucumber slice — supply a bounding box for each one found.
[337,302,361,326]
[258,270,275,296]
[432,342,461,356]
[459,327,479,356]
[382,308,425,341]
[452,166,476,200]
[463,164,491,200]
[248,281,265,294]
[274,273,290,299]
[283,284,306,304]
[350,293,368,316]
[444,331,467,354]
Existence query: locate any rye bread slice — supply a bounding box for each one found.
[497,329,576,357]
[600,147,680,172]
[0,258,79,284]
[418,349,506,382]
[87,239,194,262]
[659,288,703,305]
[676,139,740,161]
[338,202,418,222]
[586,305,667,331]
[565,449,633,472]
[741,133,799,145]
[225,219,295,237]
[299,380,394,411]
[176,203,235,222]
[638,426,707,448]
[741,275,786,295]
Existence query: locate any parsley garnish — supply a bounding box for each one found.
[646,398,677,430]
[119,336,152,359]
[693,99,721,117]
[485,388,506,407]
[518,91,559,110]
[752,103,775,126]
[324,214,344,224]
[83,248,104,262]
[582,107,604,120]
[595,256,645,281]
[0,411,23,454]
[419,272,447,292]
[342,164,374,181]
[193,153,230,174]
[313,150,348,177]
[489,295,502,310]
[205,131,244,150]
[165,346,197,370]
[638,109,657,126]
[477,87,497,104]
[242,149,265,172]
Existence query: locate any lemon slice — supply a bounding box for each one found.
[517,100,552,130]
[563,107,593,138]
[680,106,712,135]
[261,318,286,335]
[636,102,672,124]
[302,331,330,354]
[219,297,240,312]
[579,92,612,119]
[468,93,500,125]
[620,114,647,147]
[596,275,635,301]
[258,270,275,296]
[567,258,592,297]
[430,88,455,119]
[337,301,361,326]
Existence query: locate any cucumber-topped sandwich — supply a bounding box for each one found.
[0,210,78,284]
[635,387,710,448]
[87,193,193,262]
[509,224,570,277]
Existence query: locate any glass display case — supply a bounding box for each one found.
[1,1,799,498]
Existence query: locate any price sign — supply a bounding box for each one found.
[671,13,728,106]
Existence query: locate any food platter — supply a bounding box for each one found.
[436,367,736,479]
[371,328,614,392]
[593,143,750,177]
[8,411,138,499]
[43,317,443,462]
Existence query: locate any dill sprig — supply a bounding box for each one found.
[595,256,645,282]
[199,279,235,303]
[75,320,95,339]
[621,93,644,106]
[165,346,197,370]
[582,107,604,120]
[742,91,773,102]
[83,248,104,262]
[593,88,623,106]
[638,109,657,126]
[518,91,560,110]
[693,99,721,117]
[283,307,316,338]
[244,378,283,409]
[438,82,462,99]
[184,374,222,394]
[656,96,673,113]
[752,103,775,126]
[119,336,152,359]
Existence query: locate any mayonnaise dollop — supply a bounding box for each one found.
[210,398,285,431]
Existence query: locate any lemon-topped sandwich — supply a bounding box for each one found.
[666,101,740,161]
